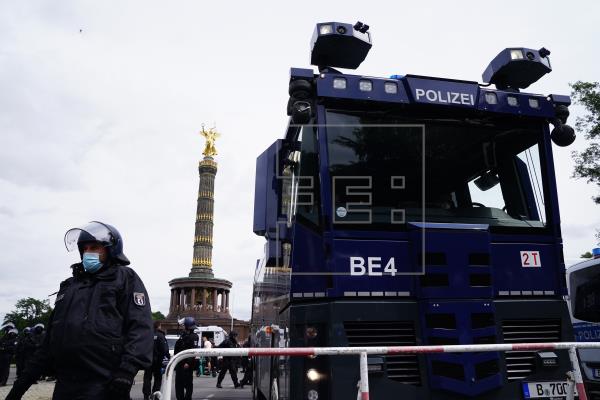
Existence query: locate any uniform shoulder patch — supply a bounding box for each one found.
[133,292,146,306]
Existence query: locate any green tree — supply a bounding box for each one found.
[571,81,600,244]
[152,311,165,321]
[3,297,53,332]
[581,251,593,259]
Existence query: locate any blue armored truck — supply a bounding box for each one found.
[251,21,577,400]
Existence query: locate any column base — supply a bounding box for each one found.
[189,267,214,278]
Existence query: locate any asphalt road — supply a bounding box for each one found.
[130,373,251,400]
[0,366,252,400]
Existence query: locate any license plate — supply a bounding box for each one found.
[594,368,600,379]
[522,381,578,398]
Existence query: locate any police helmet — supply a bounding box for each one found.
[23,327,31,334]
[183,317,196,329]
[7,328,18,336]
[64,221,130,266]
[1,322,15,331]
[33,323,45,333]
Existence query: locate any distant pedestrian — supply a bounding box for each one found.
[216,331,240,389]
[0,325,18,386]
[201,336,212,375]
[6,221,153,400]
[174,317,200,400]
[143,321,170,400]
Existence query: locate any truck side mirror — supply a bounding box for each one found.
[474,171,499,191]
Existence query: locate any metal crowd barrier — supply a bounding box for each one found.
[156,342,600,400]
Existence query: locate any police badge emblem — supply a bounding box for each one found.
[133,292,146,306]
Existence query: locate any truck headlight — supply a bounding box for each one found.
[507,95,519,107]
[510,49,524,60]
[359,80,372,92]
[305,326,318,339]
[484,92,498,105]
[333,77,346,89]
[319,24,333,35]
[384,82,398,94]
[307,369,321,381]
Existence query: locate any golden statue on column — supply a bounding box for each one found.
[200,124,220,157]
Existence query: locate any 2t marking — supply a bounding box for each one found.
[520,251,541,267]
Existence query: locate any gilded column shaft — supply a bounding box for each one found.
[191,156,217,275]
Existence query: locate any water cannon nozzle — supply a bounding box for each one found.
[539,47,551,58]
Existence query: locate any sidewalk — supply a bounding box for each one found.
[0,371,146,400]
[0,380,55,400]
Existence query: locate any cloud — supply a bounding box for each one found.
[0,206,14,217]
[1,0,600,325]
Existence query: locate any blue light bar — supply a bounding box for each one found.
[307,70,557,118]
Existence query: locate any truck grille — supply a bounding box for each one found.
[344,321,421,385]
[501,319,561,381]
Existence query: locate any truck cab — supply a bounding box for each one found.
[251,21,578,400]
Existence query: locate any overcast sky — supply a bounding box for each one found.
[1,0,599,322]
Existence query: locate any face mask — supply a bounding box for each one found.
[82,252,103,273]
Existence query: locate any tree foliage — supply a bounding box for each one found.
[580,251,593,259]
[152,311,166,321]
[571,81,600,245]
[2,297,53,332]
[571,81,600,204]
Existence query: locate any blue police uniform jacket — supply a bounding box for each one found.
[27,262,153,382]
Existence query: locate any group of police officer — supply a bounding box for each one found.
[172,316,248,400]
[0,322,47,387]
[0,221,251,400]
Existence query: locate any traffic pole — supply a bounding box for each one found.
[358,352,369,400]
[568,346,588,400]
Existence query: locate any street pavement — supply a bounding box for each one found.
[0,366,252,400]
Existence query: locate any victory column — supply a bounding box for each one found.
[163,126,249,338]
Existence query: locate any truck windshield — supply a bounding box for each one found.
[325,110,549,230]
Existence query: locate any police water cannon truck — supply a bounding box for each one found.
[251,21,577,400]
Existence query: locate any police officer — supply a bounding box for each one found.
[142,321,170,400]
[14,327,31,378]
[0,323,15,334]
[174,317,200,400]
[18,327,37,383]
[216,331,240,389]
[30,324,45,347]
[30,325,45,360]
[6,221,154,400]
[0,326,18,386]
[239,336,253,388]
